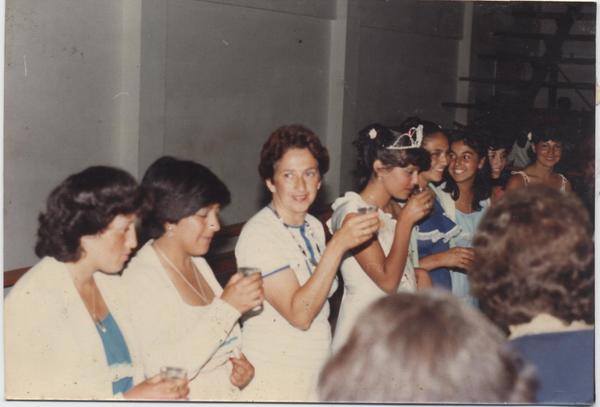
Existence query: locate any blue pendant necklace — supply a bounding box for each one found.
[268,204,322,267]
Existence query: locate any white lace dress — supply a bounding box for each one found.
[327,192,418,352]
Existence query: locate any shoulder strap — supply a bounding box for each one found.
[511,171,530,185]
[558,173,568,191]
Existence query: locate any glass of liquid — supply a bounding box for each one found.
[238,267,264,313]
[160,366,187,380]
[357,205,377,215]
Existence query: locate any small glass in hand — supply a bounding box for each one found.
[238,267,264,313]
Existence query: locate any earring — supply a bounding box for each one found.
[167,225,174,238]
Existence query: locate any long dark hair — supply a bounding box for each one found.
[443,130,491,211]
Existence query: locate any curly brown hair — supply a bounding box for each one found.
[471,185,594,328]
[258,124,329,181]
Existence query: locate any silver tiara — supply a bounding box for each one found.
[387,125,424,150]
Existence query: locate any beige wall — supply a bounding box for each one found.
[4,0,463,271]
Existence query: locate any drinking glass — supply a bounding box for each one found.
[238,267,264,313]
[160,366,187,380]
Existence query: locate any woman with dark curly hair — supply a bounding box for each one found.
[121,156,263,400]
[5,166,188,400]
[235,124,379,401]
[328,122,434,352]
[471,185,593,403]
[505,125,572,192]
[442,129,491,305]
[318,290,537,403]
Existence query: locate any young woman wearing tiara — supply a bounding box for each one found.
[505,125,571,192]
[235,125,379,401]
[328,123,434,351]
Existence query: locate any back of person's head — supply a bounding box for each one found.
[318,290,536,403]
[35,166,144,262]
[354,122,430,189]
[258,124,329,181]
[140,156,230,242]
[471,185,594,328]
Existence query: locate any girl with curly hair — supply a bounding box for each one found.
[235,124,379,401]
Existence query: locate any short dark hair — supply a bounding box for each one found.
[443,129,491,211]
[318,290,536,403]
[140,156,231,241]
[471,185,594,328]
[35,166,144,262]
[258,124,329,181]
[527,124,567,161]
[354,123,431,189]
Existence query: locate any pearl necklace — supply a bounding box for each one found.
[154,243,211,304]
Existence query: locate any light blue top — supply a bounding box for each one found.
[450,202,488,307]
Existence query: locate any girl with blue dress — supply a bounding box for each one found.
[443,130,491,305]
[401,118,471,291]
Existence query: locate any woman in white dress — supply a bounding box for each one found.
[328,123,435,351]
[121,156,264,401]
[235,125,380,401]
[5,166,188,400]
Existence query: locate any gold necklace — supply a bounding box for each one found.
[154,243,210,304]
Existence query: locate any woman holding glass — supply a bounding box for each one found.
[5,166,188,400]
[328,123,434,351]
[121,156,263,400]
[235,124,380,401]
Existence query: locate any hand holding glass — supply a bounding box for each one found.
[238,267,263,313]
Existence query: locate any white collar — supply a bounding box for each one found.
[509,313,593,340]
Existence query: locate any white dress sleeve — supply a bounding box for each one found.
[235,213,295,278]
[120,244,241,378]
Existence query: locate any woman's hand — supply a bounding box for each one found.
[123,374,189,400]
[229,352,254,389]
[334,211,380,251]
[399,189,434,225]
[221,272,264,314]
[442,247,474,270]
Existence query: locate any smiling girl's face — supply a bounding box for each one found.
[448,140,485,185]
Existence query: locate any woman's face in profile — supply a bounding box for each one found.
[419,132,449,184]
[81,213,138,273]
[173,203,221,257]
